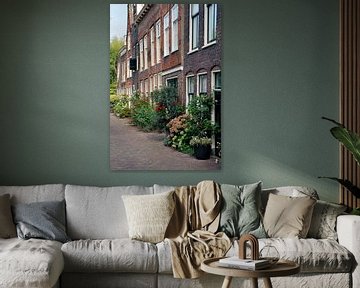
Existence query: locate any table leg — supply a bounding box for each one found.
[222,276,232,288]
[263,277,273,288]
[251,278,258,288]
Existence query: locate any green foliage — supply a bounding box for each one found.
[110,94,131,118]
[320,117,360,199]
[151,87,184,130]
[110,37,124,85]
[186,94,217,138]
[130,93,157,131]
[110,94,120,110]
[165,95,217,155]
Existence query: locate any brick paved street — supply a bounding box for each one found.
[110,114,220,170]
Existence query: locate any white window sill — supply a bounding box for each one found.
[187,48,199,55]
[202,41,216,49]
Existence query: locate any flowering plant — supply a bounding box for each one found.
[189,136,212,146]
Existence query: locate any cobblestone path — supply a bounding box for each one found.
[110,114,220,170]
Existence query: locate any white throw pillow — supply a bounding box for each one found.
[122,191,175,243]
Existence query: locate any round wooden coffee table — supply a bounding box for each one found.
[201,257,300,288]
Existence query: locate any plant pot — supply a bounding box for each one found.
[194,144,211,160]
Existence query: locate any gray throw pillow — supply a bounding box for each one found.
[307,200,347,240]
[12,200,70,243]
[218,182,266,238]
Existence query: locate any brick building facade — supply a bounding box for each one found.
[117,4,221,105]
[117,4,221,155]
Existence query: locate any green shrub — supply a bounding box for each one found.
[130,93,157,131]
[151,87,184,131]
[110,94,120,111]
[111,94,131,118]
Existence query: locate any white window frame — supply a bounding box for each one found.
[204,4,217,45]
[197,73,207,95]
[171,4,179,52]
[212,69,221,91]
[163,13,170,57]
[144,34,148,70]
[150,27,155,66]
[139,38,144,71]
[189,4,200,52]
[186,75,195,107]
[156,20,161,63]
[154,73,158,90]
[158,73,162,88]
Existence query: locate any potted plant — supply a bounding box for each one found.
[320,117,360,215]
[190,136,212,160]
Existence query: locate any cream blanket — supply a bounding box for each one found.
[165,181,231,278]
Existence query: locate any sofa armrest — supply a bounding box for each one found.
[337,215,360,288]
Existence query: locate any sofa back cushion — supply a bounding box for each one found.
[65,185,154,239]
[0,184,65,204]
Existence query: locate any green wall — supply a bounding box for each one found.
[0,0,340,202]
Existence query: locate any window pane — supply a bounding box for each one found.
[191,4,199,16]
[214,72,221,90]
[192,15,199,49]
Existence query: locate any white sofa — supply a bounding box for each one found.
[0,183,358,288]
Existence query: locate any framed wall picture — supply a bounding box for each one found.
[110,4,222,170]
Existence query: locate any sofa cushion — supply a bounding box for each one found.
[307,200,347,240]
[158,237,353,274]
[122,191,175,243]
[65,185,153,239]
[263,193,316,238]
[12,200,70,243]
[262,238,353,273]
[0,238,64,288]
[0,194,16,238]
[218,182,266,238]
[61,239,158,273]
[225,238,354,274]
[0,184,65,204]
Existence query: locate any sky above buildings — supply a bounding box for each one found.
[110,4,127,41]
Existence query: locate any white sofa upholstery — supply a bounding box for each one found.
[0,184,358,288]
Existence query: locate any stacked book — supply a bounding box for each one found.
[218,257,271,270]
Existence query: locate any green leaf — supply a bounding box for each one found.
[330,126,360,165]
[318,177,360,198]
[322,117,360,165]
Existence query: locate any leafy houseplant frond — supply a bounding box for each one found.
[321,117,360,201]
[322,117,360,165]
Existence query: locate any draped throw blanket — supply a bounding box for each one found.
[165,180,231,278]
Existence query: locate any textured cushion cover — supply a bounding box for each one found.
[218,182,266,238]
[308,200,347,240]
[65,185,154,239]
[0,194,16,238]
[122,191,175,243]
[0,238,64,288]
[263,193,316,238]
[12,200,70,243]
[62,239,158,273]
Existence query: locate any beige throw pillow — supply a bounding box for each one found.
[0,194,17,238]
[263,193,316,238]
[122,191,175,243]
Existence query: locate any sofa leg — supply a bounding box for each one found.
[221,276,232,288]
